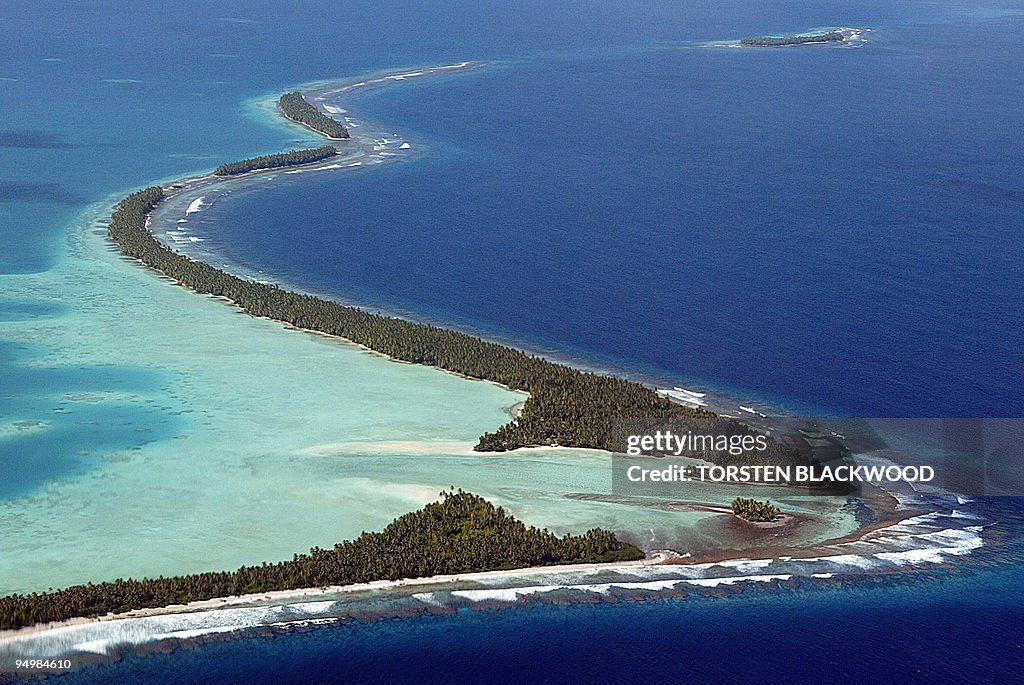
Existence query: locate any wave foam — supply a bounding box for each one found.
[185,196,206,215]
[712,558,774,574]
[451,585,563,603]
[682,574,792,588]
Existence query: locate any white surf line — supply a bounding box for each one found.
[316,61,474,98]
[185,196,206,214]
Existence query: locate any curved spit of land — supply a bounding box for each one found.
[109,65,859,486]
[113,186,815,473]
[0,491,643,631]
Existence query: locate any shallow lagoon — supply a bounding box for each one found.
[0,204,860,594]
[4,0,1014,600]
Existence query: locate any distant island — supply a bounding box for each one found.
[0,491,642,630]
[741,31,844,47]
[731,497,781,522]
[213,145,338,176]
[278,91,350,139]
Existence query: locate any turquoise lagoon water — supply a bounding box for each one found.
[0,170,858,595]
[0,0,902,594]
[1,1,1023,682]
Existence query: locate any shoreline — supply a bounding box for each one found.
[124,62,905,528]
[145,66,792,436]
[0,555,665,641]
[0,486,964,646]
[151,64,727,405]
[0,499,995,674]
[146,65,832,431]
[147,62,838,425]
[0,492,925,644]
[1,60,961,643]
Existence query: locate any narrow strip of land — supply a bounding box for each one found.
[278,91,350,139]
[213,145,338,176]
[116,183,814,470]
[0,492,642,631]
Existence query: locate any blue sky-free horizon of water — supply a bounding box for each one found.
[2,1,1024,683]
[194,10,1022,418]
[3,1,1021,421]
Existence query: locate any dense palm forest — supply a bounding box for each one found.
[740,31,844,46]
[106,185,810,469]
[731,497,781,522]
[0,491,642,631]
[213,145,338,176]
[278,91,350,139]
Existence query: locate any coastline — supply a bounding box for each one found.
[0,470,937,647]
[146,76,820,427]
[146,63,835,431]
[0,492,983,651]
[131,66,829,465]
[0,555,664,641]
[118,62,909,533]
[2,60,986,651]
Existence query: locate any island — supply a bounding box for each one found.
[109,182,816,474]
[740,31,844,47]
[0,491,642,630]
[278,91,350,139]
[213,145,338,176]
[731,497,781,522]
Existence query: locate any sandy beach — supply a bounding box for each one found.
[0,555,666,642]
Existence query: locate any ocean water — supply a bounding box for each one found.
[194,10,1024,418]
[2,0,1023,682]
[46,580,1024,685]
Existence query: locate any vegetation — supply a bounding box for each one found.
[213,145,338,176]
[731,497,781,522]
[0,491,642,631]
[278,91,350,139]
[740,31,844,46]
[106,185,812,471]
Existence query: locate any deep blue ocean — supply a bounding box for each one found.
[2,0,1023,682]
[195,3,1024,419]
